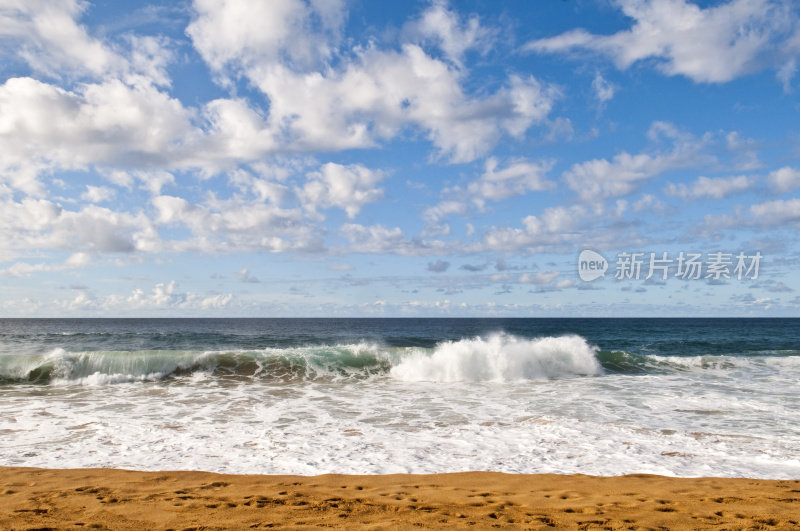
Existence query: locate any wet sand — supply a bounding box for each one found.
[2,467,799,529]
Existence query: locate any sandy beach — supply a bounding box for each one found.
[1,467,798,530]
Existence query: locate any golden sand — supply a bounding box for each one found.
[1,467,798,529]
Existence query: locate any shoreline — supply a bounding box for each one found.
[2,467,798,529]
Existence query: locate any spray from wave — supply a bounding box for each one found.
[390,334,602,382]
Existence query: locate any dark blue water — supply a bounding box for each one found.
[0,317,796,356]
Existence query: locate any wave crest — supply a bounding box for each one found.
[7,335,727,385]
[390,334,602,382]
[0,344,391,385]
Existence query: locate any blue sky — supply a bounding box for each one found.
[1,0,799,317]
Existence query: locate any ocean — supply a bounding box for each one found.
[1,318,798,478]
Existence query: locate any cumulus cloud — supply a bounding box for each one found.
[339,223,448,255]
[706,196,800,236]
[525,0,800,84]
[187,0,559,162]
[0,0,106,73]
[0,196,152,254]
[81,185,115,203]
[150,193,320,253]
[0,77,193,194]
[565,153,668,201]
[97,281,234,313]
[299,163,384,218]
[665,175,753,200]
[468,157,554,206]
[186,0,343,74]
[750,198,800,224]
[768,166,800,193]
[228,166,289,205]
[403,0,493,67]
[133,281,233,310]
[339,223,408,254]
[481,205,587,252]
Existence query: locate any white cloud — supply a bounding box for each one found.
[339,223,448,255]
[544,116,574,142]
[481,205,587,252]
[724,131,761,171]
[525,0,800,83]
[237,267,260,283]
[339,223,407,254]
[255,50,558,161]
[750,198,800,224]
[563,121,708,201]
[194,98,278,166]
[64,251,90,268]
[25,282,235,315]
[565,152,666,202]
[768,166,800,193]
[104,281,234,312]
[150,194,319,253]
[591,72,615,102]
[1,0,120,78]
[0,251,91,278]
[403,0,493,67]
[468,157,554,206]
[424,157,554,223]
[0,77,193,194]
[632,193,667,213]
[0,0,560,197]
[665,175,753,200]
[423,200,469,223]
[81,185,115,203]
[186,0,342,74]
[125,34,174,87]
[0,196,152,254]
[0,0,172,84]
[300,163,384,218]
[228,167,289,205]
[105,170,175,196]
[188,1,559,162]
[777,58,797,92]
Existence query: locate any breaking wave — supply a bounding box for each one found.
[2,334,796,385]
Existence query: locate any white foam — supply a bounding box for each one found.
[3,370,799,478]
[390,334,602,382]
